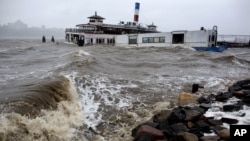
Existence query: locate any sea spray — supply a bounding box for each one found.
[0,75,86,141]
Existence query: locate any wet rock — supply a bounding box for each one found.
[215,92,231,102]
[170,123,189,133]
[207,119,223,126]
[200,136,220,141]
[221,117,238,124]
[153,110,172,123]
[192,84,202,93]
[232,90,246,98]
[174,132,198,141]
[223,104,241,112]
[178,92,199,105]
[197,96,210,104]
[195,120,211,133]
[199,103,211,111]
[136,125,164,140]
[167,107,186,124]
[131,122,159,137]
[184,109,202,121]
[212,125,227,133]
[189,127,204,137]
[133,133,153,141]
[192,106,206,114]
[187,122,194,128]
[216,129,230,140]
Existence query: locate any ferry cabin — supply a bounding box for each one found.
[65,26,218,48]
[115,26,218,48]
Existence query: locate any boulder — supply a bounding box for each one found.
[221,117,238,124]
[215,92,231,102]
[131,123,159,137]
[195,120,211,133]
[174,132,199,141]
[136,125,164,140]
[178,92,199,105]
[232,90,246,98]
[153,110,172,123]
[184,109,202,121]
[167,107,186,124]
[207,119,223,126]
[216,129,230,140]
[170,123,189,133]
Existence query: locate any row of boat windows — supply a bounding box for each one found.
[79,27,97,31]
[142,37,165,43]
[94,38,115,44]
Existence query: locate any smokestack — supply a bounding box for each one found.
[134,2,140,23]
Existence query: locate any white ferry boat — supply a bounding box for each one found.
[65,2,219,50]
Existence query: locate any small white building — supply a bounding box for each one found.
[115,26,218,48]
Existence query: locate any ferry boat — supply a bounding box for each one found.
[65,2,226,52]
[65,2,158,46]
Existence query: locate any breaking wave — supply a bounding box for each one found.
[0,75,85,141]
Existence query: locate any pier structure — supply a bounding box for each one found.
[217,35,250,47]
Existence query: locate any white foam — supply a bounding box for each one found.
[204,97,250,129]
[69,73,137,129]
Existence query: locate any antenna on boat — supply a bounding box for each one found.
[134,2,140,24]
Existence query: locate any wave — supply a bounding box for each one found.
[0,75,85,141]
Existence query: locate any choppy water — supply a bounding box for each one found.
[0,39,250,141]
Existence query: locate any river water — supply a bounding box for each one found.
[0,39,250,141]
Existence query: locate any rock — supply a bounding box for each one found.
[189,127,204,137]
[178,92,199,105]
[131,122,159,137]
[216,129,230,140]
[192,84,201,93]
[223,104,241,112]
[212,125,227,133]
[199,103,211,111]
[192,106,206,114]
[136,125,164,140]
[221,117,238,124]
[184,109,202,121]
[133,133,153,141]
[187,122,194,128]
[200,136,220,141]
[232,90,246,98]
[207,119,223,126]
[197,96,210,104]
[167,107,186,124]
[170,123,189,133]
[215,92,231,102]
[153,110,172,123]
[195,120,211,133]
[174,132,199,141]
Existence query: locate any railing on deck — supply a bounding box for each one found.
[65,28,104,34]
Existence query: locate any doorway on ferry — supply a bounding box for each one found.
[128,35,138,44]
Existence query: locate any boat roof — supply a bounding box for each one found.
[88,12,105,19]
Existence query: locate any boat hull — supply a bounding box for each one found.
[192,46,228,52]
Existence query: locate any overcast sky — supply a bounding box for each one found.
[0,0,249,35]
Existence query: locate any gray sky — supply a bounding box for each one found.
[0,0,249,35]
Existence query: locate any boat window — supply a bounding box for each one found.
[142,37,165,43]
[154,37,159,43]
[159,37,165,43]
[142,37,148,43]
[172,34,184,44]
[148,37,154,43]
[209,35,211,42]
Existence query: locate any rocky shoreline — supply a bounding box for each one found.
[131,80,250,141]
